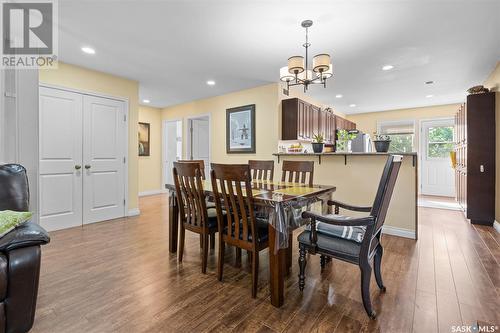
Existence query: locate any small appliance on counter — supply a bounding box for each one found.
[350,131,373,152]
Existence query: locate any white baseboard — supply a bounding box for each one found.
[382,225,416,240]
[138,189,166,197]
[494,220,500,234]
[127,208,141,216]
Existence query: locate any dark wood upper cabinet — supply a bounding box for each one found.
[455,92,496,225]
[282,98,349,144]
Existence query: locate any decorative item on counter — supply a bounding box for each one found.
[467,85,489,95]
[311,133,325,153]
[288,143,304,153]
[323,143,334,153]
[336,129,357,153]
[372,134,391,153]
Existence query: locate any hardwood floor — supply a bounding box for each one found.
[31,194,500,333]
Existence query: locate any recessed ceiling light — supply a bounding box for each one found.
[206,80,216,86]
[426,95,433,98]
[81,47,95,55]
[349,104,356,107]
[382,65,394,71]
[142,99,150,104]
[335,94,343,98]
[425,81,434,85]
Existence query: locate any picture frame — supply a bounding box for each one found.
[226,104,256,154]
[138,122,150,156]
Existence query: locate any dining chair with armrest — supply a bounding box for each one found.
[210,163,269,298]
[297,155,403,319]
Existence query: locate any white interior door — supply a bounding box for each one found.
[420,119,455,197]
[163,120,182,186]
[39,87,83,231]
[83,95,126,224]
[190,117,210,177]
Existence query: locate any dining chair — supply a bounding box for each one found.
[173,161,221,273]
[178,159,206,179]
[249,160,274,181]
[297,155,403,319]
[210,163,269,298]
[177,159,217,249]
[281,160,314,186]
[280,160,315,272]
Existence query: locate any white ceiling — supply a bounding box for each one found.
[57,0,500,114]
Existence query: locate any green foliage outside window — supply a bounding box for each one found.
[427,126,454,158]
[387,134,414,153]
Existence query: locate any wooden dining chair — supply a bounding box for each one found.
[178,159,206,179]
[249,160,274,181]
[280,160,315,271]
[281,160,314,186]
[298,155,403,319]
[173,161,220,273]
[210,163,269,298]
[177,159,217,249]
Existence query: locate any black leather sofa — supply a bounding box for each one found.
[0,164,50,333]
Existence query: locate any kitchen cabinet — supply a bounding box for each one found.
[282,98,355,144]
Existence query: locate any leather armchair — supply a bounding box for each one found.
[0,164,50,333]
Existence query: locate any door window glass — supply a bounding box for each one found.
[427,126,454,158]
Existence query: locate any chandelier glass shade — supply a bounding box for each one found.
[280,20,332,92]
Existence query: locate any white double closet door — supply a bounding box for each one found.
[39,86,127,231]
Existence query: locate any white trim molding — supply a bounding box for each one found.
[139,189,166,197]
[494,220,500,234]
[382,225,416,240]
[127,208,141,217]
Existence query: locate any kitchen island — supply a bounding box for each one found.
[273,152,418,239]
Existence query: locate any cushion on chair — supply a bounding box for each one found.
[298,230,379,263]
[0,210,32,237]
[223,218,268,243]
[207,208,222,229]
[305,214,366,243]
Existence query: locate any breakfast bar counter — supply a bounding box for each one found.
[272,152,418,240]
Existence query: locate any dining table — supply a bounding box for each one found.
[165,179,336,307]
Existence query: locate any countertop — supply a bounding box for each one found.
[272,152,417,156]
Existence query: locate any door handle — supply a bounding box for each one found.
[85,165,91,169]
[75,165,81,170]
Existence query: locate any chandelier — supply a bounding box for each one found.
[280,20,333,92]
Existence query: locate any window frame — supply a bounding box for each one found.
[376,119,416,153]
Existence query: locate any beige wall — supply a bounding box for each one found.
[138,106,162,193]
[347,104,460,152]
[483,61,500,222]
[162,83,281,164]
[39,62,140,211]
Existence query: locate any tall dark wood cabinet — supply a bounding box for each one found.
[455,92,496,225]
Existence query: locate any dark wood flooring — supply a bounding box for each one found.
[31,194,500,333]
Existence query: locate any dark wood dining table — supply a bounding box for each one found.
[165,180,336,307]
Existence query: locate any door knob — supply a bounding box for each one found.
[85,165,91,169]
[75,165,81,170]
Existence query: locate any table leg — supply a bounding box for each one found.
[168,191,179,253]
[268,224,286,307]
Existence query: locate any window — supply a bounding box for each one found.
[427,126,454,158]
[378,120,415,153]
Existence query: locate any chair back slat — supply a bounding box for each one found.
[281,160,314,186]
[173,161,208,230]
[369,155,403,237]
[249,160,274,181]
[178,159,206,179]
[211,164,257,249]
